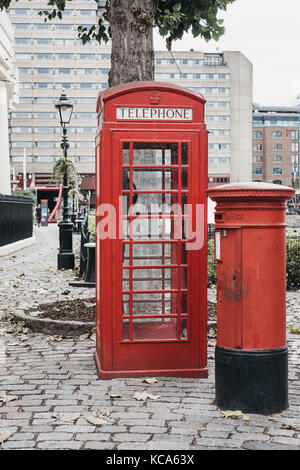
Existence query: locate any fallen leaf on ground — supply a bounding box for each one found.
[85,409,111,426]
[79,333,90,340]
[289,327,300,334]
[61,290,70,295]
[89,333,96,342]
[52,412,81,423]
[281,423,299,430]
[0,430,14,446]
[221,410,250,421]
[133,391,160,401]
[142,378,159,384]
[268,416,278,422]
[29,311,43,317]
[0,393,18,405]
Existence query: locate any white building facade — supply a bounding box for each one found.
[0,10,19,194]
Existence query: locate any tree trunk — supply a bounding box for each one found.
[108,0,155,87]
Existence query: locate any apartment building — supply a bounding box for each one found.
[8,1,253,207]
[155,50,253,186]
[8,0,107,208]
[0,10,19,194]
[252,104,300,205]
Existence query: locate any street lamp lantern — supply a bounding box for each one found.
[55,90,73,127]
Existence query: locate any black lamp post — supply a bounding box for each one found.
[55,90,75,270]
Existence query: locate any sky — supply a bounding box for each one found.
[153,0,300,107]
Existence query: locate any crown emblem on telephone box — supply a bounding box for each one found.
[148,93,161,105]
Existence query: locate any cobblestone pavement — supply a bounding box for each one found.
[0,225,299,450]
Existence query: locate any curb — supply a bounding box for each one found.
[0,235,36,257]
[13,308,94,337]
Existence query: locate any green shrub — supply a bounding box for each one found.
[207,239,216,287]
[286,237,300,291]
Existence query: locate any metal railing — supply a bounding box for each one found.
[0,194,33,247]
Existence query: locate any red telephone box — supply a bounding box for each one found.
[95,81,208,378]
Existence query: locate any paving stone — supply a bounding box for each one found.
[84,441,115,450]
[112,433,151,443]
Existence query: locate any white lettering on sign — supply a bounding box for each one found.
[116,107,193,121]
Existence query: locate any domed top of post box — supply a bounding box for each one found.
[207,182,295,202]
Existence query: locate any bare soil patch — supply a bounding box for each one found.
[24,298,216,323]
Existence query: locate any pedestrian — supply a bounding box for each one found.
[35,204,42,227]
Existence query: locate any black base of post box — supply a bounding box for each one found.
[215,345,288,414]
[57,252,75,271]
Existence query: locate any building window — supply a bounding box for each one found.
[15,38,30,44]
[35,142,53,148]
[56,83,74,89]
[78,83,95,89]
[12,112,32,118]
[11,127,32,133]
[77,68,96,75]
[78,53,96,60]
[273,180,282,185]
[55,53,74,60]
[19,97,32,103]
[55,24,73,30]
[77,141,94,147]
[34,23,52,30]
[77,97,95,103]
[35,38,52,45]
[34,156,54,162]
[14,24,30,30]
[34,112,54,118]
[35,68,52,74]
[34,82,53,89]
[34,96,53,104]
[54,39,74,45]
[253,168,262,175]
[78,9,96,15]
[253,143,262,151]
[78,156,95,162]
[19,68,31,74]
[100,53,111,60]
[291,130,299,140]
[273,143,282,150]
[11,9,29,15]
[77,127,96,133]
[272,131,282,139]
[273,168,282,175]
[292,155,299,164]
[11,141,32,148]
[34,127,53,133]
[34,53,52,60]
[77,112,97,118]
[253,131,262,139]
[56,68,74,74]
[253,156,262,163]
[292,142,299,152]
[272,155,282,163]
[19,83,32,89]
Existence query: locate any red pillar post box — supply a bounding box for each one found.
[207,182,295,414]
[95,81,208,378]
